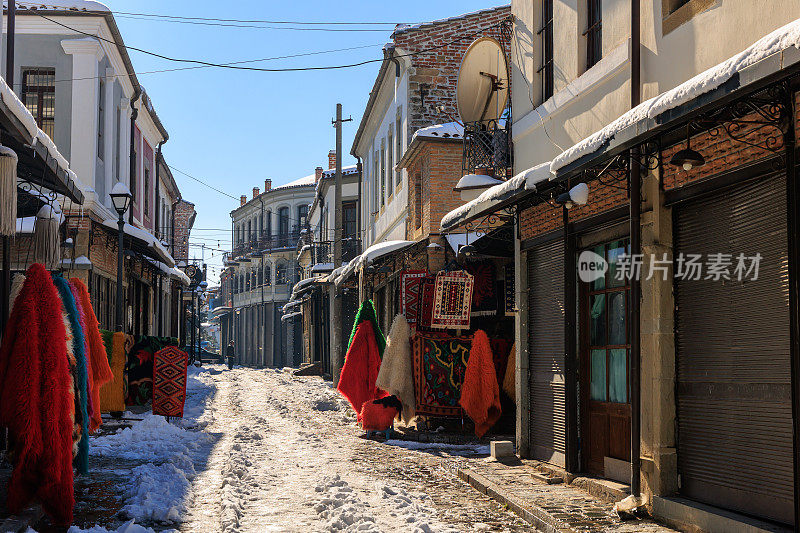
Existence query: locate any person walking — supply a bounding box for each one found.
[226,341,235,370]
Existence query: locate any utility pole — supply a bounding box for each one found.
[331,103,351,385]
[1,0,15,333]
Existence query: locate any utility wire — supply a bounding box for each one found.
[168,165,239,201]
[113,14,391,32]
[28,10,507,73]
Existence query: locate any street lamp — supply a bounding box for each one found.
[110,182,132,331]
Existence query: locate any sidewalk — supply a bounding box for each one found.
[457,457,677,533]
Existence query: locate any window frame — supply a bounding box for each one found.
[387,125,394,198]
[537,0,555,102]
[21,68,56,139]
[583,0,602,70]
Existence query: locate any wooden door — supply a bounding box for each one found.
[580,238,631,476]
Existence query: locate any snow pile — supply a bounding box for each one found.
[384,440,490,456]
[440,162,550,229]
[551,17,800,174]
[412,122,464,141]
[65,520,162,533]
[311,475,457,533]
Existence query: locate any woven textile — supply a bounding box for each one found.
[465,261,497,317]
[152,346,189,417]
[413,333,471,417]
[431,271,474,329]
[98,331,126,413]
[401,270,427,325]
[418,277,436,329]
[125,336,178,406]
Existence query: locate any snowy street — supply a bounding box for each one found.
[53,365,528,533]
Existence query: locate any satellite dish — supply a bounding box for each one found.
[456,37,509,124]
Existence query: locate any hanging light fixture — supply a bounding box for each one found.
[670,124,705,171]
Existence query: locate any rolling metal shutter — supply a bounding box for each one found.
[674,175,793,525]
[527,238,566,466]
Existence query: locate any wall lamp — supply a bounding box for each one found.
[670,125,705,170]
[555,182,590,209]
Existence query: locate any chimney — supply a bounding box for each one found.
[328,150,336,170]
[240,195,247,206]
[252,187,260,199]
[264,179,272,191]
[315,166,324,183]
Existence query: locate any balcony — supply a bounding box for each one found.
[310,238,362,266]
[462,119,511,179]
[232,229,304,260]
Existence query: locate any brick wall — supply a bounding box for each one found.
[394,6,511,141]
[405,139,465,240]
[173,200,195,263]
[520,177,630,241]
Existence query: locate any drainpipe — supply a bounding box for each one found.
[155,140,166,337]
[563,205,578,473]
[356,156,362,255]
[128,90,141,224]
[629,0,642,500]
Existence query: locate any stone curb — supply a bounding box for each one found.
[457,466,575,533]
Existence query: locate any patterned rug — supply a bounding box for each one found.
[401,270,428,325]
[465,261,497,316]
[125,336,178,406]
[418,276,436,329]
[413,333,472,417]
[152,346,189,418]
[431,271,474,329]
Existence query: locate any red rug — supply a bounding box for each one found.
[152,346,189,417]
[401,270,427,325]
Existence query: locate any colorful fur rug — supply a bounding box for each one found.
[375,314,415,424]
[71,278,114,433]
[337,320,387,420]
[0,264,75,524]
[152,346,189,417]
[460,330,502,437]
[412,332,471,417]
[99,330,127,413]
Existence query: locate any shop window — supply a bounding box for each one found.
[22,68,55,139]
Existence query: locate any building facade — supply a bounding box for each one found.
[6,3,191,337]
[227,176,314,368]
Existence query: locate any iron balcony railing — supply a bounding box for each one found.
[311,238,361,265]
[462,119,512,179]
[231,229,304,259]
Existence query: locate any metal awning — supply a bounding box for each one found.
[100,219,176,268]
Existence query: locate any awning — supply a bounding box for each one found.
[333,240,416,287]
[0,75,83,204]
[102,218,175,268]
[440,163,550,232]
[289,276,327,301]
[281,311,302,322]
[282,299,303,313]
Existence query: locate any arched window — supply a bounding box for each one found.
[275,262,287,285]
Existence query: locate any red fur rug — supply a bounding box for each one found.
[337,320,387,420]
[0,263,74,524]
[459,330,502,437]
[71,278,114,433]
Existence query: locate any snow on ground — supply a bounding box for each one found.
[70,365,527,532]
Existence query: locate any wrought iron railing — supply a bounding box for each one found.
[462,119,512,179]
[311,238,361,265]
[231,230,304,259]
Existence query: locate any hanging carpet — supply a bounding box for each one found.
[431,271,474,329]
[412,332,471,417]
[152,346,189,417]
[418,277,436,329]
[0,263,75,525]
[465,261,497,316]
[125,336,178,407]
[401,270,427,326]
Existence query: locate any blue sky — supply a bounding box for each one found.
[100,0,502,283]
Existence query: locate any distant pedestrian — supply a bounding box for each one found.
[226,341,235,370]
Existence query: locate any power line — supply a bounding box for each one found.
[113,14,392,32]
[168,165,239,201]
[27,9,507,74]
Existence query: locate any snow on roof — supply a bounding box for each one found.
[412,122,464,142]
[393,4,509,36]
[13,1,110,11]
[321,165,359,178]
[334,240,416,287]
[171,267,190,286]
[281,311,302,322]
[455,173,504,189]
[282,299,303,313]
[61,255,92,269]
[102,218,175,268]
[289,276,326,300]
[551,17,800,175]
[275,174,316,190]
[441,162,550,229]
[311,262,335,273]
